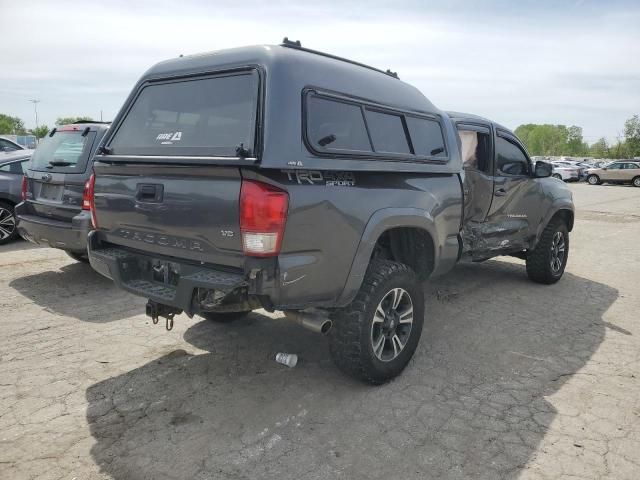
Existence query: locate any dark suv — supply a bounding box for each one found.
[16,122,110,261]
[86,41,573,383]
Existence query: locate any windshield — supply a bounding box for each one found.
[109,71,259,157]
[29,131,95,172]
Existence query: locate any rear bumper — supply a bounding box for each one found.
[15,204,91,253]
[87,231,250,315]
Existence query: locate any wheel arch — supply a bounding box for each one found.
[336,208,459,307]
[0,196,17,207]
[551,208,574,232]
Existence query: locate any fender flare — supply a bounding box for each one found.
[533,200,574,248]
[336,207,448,306]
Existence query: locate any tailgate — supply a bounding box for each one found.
[28,173,85,222]
[93,162,244,268]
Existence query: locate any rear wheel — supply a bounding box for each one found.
[0,201,19,245]
[526,220,569,284]
[66,251,89,263]
[200,311,252,323]
[329,260,424,384]
[587,174,601,185]
[633,176,640,188]
[552,173,562,180]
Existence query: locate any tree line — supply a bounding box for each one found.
[515,114,640,159]
[0,114,94,140]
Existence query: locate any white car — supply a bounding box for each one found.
[552,160,587,180]
[551,165,579,182]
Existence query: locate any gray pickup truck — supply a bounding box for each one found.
[86,41,574,384]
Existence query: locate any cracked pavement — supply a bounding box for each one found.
[1,183,639,479]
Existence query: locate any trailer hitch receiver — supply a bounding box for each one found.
[146,301,182,331]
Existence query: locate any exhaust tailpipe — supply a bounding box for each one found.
[284,310,332,335]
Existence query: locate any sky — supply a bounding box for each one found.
[1,0,639,144]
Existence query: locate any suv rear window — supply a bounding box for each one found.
[30,131,96,173]
[109,71,260,157]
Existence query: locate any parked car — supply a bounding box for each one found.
[1,135,37,150]
[0,136,26,154]
[586,161,640,187]
[552,160,587,180]
[16,122,110,261]
[0,155,31,244]
[551,165,579,182]
[85,41,574,384]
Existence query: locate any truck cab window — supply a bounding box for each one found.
[496,136,529,176]
[458,129,491,173]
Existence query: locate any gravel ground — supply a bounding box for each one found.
[1,183,639,480]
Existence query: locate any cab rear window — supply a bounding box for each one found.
[109,71,260,157]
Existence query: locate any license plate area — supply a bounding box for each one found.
[36,182,64,202]
[150,259,181,286]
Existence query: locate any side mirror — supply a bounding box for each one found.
[534,161,553,178]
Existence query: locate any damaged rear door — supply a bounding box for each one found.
[457,122,494,254]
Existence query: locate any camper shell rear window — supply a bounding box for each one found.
[109,70,260,157]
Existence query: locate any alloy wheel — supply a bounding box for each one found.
[0,207,16,241]
[370,287,414,362]
[550,231,566,274]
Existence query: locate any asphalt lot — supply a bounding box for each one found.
[1,182,639,480]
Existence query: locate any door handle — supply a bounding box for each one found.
[494,188,507,197]
[136,183,163,202]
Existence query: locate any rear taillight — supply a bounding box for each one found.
[21,176,28,201]
[83,173,97,228]
[240,179,289,257]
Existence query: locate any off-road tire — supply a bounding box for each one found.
[587,174,601,185]
[526,220,569,284]
[200,311,252,323]
[65,251,89,263]
[328,260,424,385]
[0,201,19,245]
[632,176,640,188]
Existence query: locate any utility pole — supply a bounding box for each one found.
[29,99,41,133]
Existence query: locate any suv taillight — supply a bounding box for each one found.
[21,175,28,201]
[83,173,97,228]
[240,179,289,257]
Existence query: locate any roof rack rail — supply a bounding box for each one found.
[70,120,111,125]
[280,37,399,79]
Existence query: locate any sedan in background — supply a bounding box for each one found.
[0,136,26,153]
[551,164,580,182]
[0,156,31,244]
[552,160,588,180]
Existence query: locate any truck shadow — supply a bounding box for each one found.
[85,260,617,479]
[9,261,144,323]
